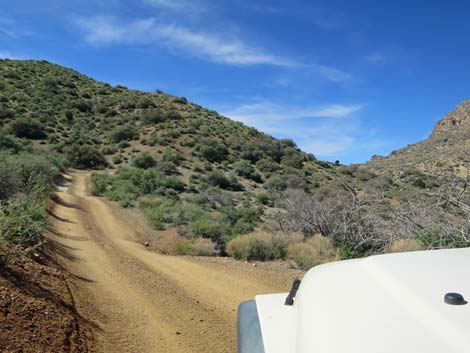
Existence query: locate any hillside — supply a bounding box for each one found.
[0,59,338,255]
[1,59,469,261]
[368,99,470,181]
[268,100,470,257]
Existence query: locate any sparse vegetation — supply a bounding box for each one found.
[0,149,62,246]
[226,231,289,261]
[1,59,469,264]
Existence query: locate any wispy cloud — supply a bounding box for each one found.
[73,16,296,66]
[366,52,387,65]
[222,101,363,123]
[144,0,208,14]
[0,51,19,59]
[219,100,367,159]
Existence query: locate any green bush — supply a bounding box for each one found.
[102,145,117,155]
[288,235,339,269]
[256,192,271,205]
[205,171,231,189]
[113,154,122,165]
[110,125,139,143]
[198,144,227,162]
[0,130,22,152]
[162,148,184,164]
[66,144,108,169]
[172,238,215,256]
[187,216,228,241]
[9,119,47,139]
[264,175,287,192]
[226,232,288,261]
[141,109,167,124]
[0,151,62,246]
[0,193,48,245]
[132,152,156,169]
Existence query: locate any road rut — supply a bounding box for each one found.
[47,171,298,353]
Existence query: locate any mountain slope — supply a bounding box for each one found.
[274,101,470,256]
[0,59,338,253]
[368,100,470,180]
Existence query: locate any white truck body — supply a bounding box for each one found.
[238,248,470,353]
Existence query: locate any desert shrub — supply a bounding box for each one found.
[0,108,15,119]
[383,238,425,254]
[132,152,156,169]
[232,160,262,182]
[66,144,108,169]
[205,171,231,189]
[0,130,22,152]
[173,97,188,104]
[264,175,287,192]
[280,147,304,168]
[226,231,288,261]
[161,176,186,191]
[240,144,263,163]
[141,198,206,229]
[221,204,262,234]
[0,151,62,245]
[113,154,122,165]
[204,171,243,191]
[155,161,178,175]
[109,125,139,143]
[97,168,186,206]
[197,143,227,162]
[72,100,93,112]
[187,216,228,241]
[256,158,281,174]
[90,173,109,195]
[162,148,184,164]
[141,109,167,124]
[136,97,154,109]
[256,192,271,205]
[413,179,426,189]
[9,119,47,139]
[102,145,117,155]
[0,192,48,245]
[171,238,215,256]
[288,234,339,269]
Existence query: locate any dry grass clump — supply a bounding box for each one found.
[171,237,215,256]
[383,238,425,254]
[288,234,339,269]
[226,231,290,261]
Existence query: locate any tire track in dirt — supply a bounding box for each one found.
[47,171,299,353]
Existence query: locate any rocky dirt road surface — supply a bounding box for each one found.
[47,171,300,353]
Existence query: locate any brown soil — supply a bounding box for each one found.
[0,244,91,353]
[45,171,302,353]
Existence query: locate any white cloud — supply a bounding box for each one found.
[73,16,296,66]
[144,0,207,14]
[218,101,366,159]
[302,137,354,156]
[222,101,363,124]
[0,51,18,59]
[366,52,387,65]
[314,64,351,82]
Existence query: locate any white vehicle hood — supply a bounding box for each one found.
[256,248,470,353]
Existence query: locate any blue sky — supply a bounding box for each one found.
[1,1,469,164]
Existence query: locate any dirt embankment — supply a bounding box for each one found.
[0,244,91,353]
[3,171,301,353]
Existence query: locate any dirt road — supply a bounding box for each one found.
[47,172,299,353]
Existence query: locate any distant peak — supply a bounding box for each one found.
[431,99,470,137]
